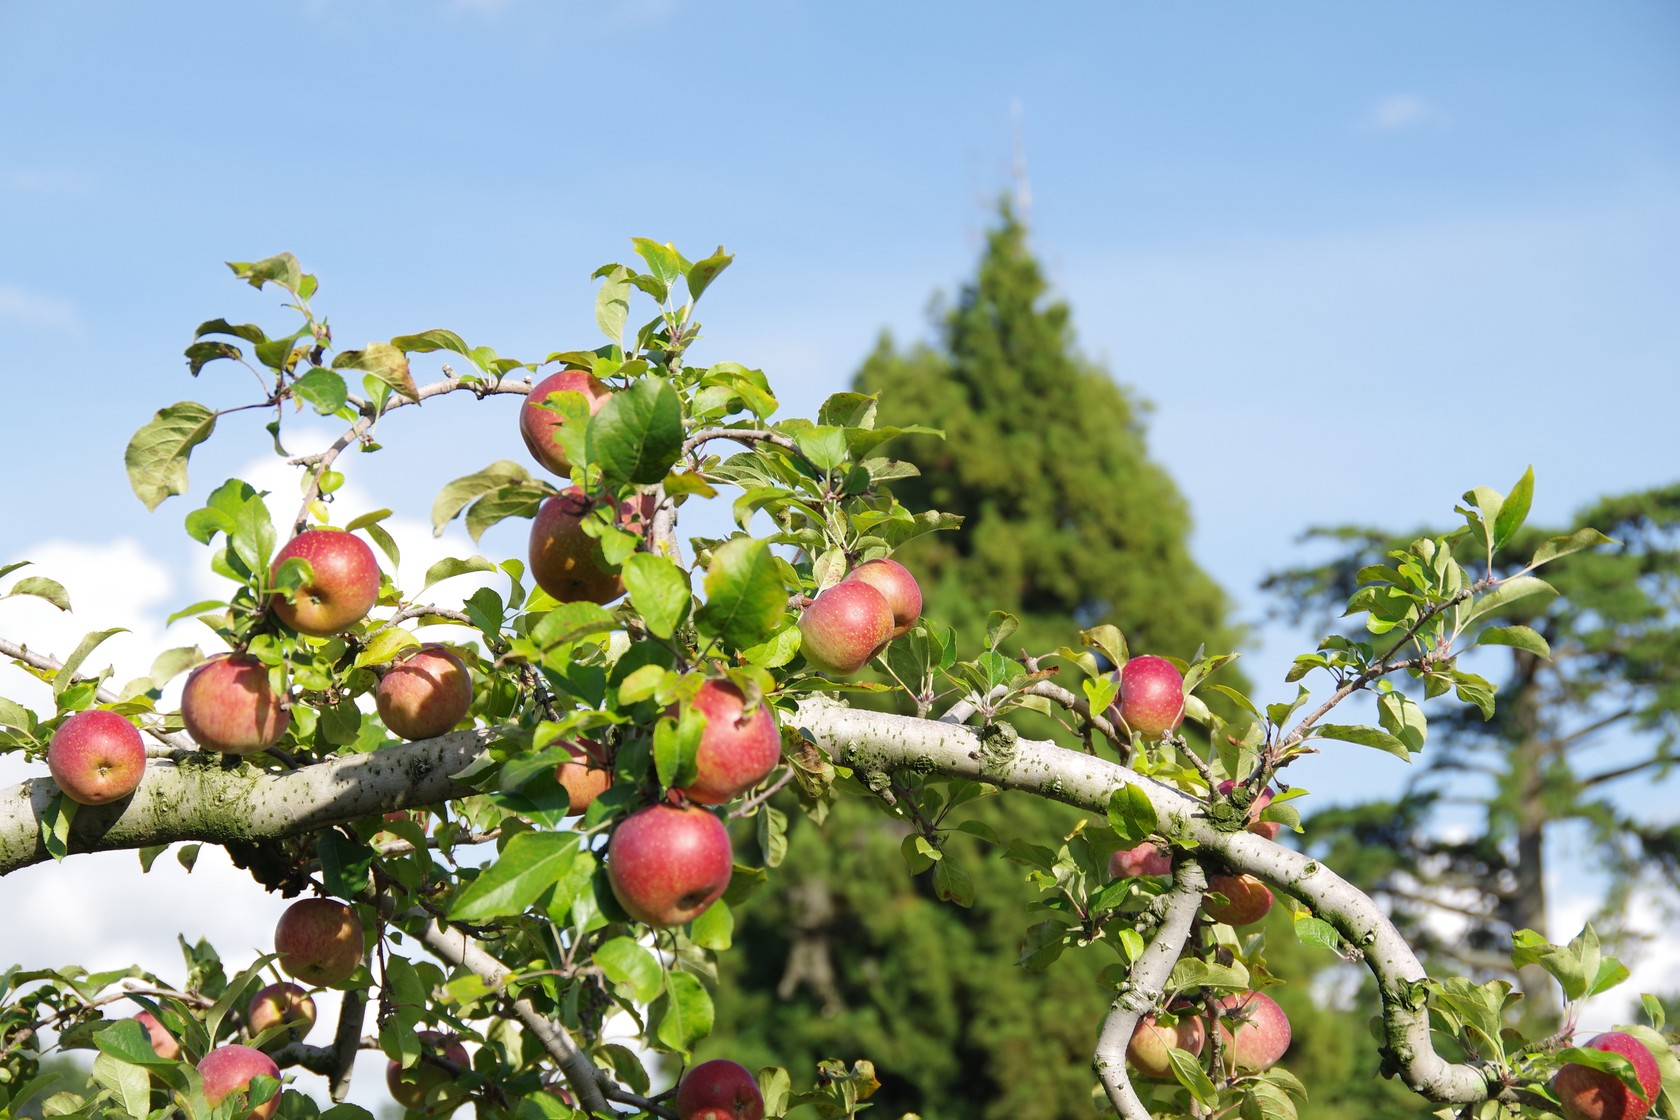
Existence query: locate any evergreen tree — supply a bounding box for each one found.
[704,202,1241,1119]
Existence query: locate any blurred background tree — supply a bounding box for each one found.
[704,202,1243,1119]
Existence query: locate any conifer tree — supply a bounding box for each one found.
[704,202,1240,1120]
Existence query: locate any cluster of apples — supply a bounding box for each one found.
[128,897,365,1119]
[1109,779,1281,928]
[1125,991,1292,1079]
[797,559,922,676]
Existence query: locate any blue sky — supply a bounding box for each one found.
[2,0,1680,1053]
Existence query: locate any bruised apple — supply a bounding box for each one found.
[607,803,733,927]
[275,898,364,986]
[180,654,291,755]
[269,530,381,637]
[673,679,781,805]
[375,644,472,740]
[846,558,922,639]
[799,580,893,676]
[520,369,610,477]
[675,1059,765,1120]
[47,709,145,805]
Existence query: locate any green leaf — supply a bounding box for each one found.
[1531,526,1615,567]
[448,832,585,921]
[757,805,788,868]
[632,238,685,290]
[794,426,848,472]
[1293,915,1342,951]
[40,794,75,861]
[1493,465,1534,551]
[55,628,127,697]
[125,402,216,510]
[1477,624,1551,659]
[391,329,469,355]
[334,342,418,401]
[1511,928,1588,1001]
[91,1052,150,1119]
[1315,723,1411,761]
[695,537,787,651]
[690,898,733,951]
[1461,575,1557,627]
[8,576,70,611]
[622,553,691,640]
[587,376,684,486]
[593,937,662,1003]
[423,555,496,591]
[528,601,617,651]
[932,859,974,907]
[1168,1046,1220,1109]
[654,971,714,1059]
[1107,784,1159,845]
[227,252,310,295]
[685,247,733,303]
[431,460,531,536]
[596,265,631,346]
[291,369,349,415]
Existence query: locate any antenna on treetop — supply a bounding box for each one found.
[1010,98,1032,226]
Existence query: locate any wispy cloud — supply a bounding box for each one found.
[1362,93,1448,132]
[0,283,79,331]
[1,168,95,197]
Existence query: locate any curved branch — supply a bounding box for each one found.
[1093,857,1207,1118]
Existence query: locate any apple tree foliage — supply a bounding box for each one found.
[0,243,1677,1120]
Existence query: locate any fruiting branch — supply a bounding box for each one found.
[0,636,197,755]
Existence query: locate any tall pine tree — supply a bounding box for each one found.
[702,203,1241,1119]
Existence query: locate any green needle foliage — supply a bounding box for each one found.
[705,201,1242,1120]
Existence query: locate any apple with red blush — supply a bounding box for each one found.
[47,709,145,805]
[1126,1011,1205,1080]
[799,580,893,676]
[520,369,610,476]
[376,644,473,741]
[1113,654,1185,739]
[676,1058,764,1120]
[274,898,364,986]
[180,654,291,755]
[1551,1032,1662,1120]
[607,803,733,928]
[387,1030,470,1108]
[1215,991,1291,1071]
[672,679,781,805]
[198,1044,282,1120]
[269,530,381,637]
[846,558,922,639]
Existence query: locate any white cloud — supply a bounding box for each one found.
[0,282,80,330]
[1362,93,1447,132]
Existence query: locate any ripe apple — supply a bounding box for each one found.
[607,803,733,928]
[180,654,291,755]
[798,580,894,676]
[520,369,610,476]
[1552,1032,1661,1120]
[376,644,473,741]
[1203,873,1274,926]
[47,709,145,805]
[1114,655,1185,739]
[1215,991,1291,1071]
[1109,841,1173,879]
[274,898,364,986]
[198,1043,282,1120]
[675,1059,765,1120]
[387,1030,470,1108]
[1217,778,1279,839]
[555,740,614,814]
[134,1010,181,1060]
[528,488,627,605]
[247,981,316,1046]
[1126,1012,1206,1079]
[673,679,782,805]
[269,530,381,637]
[846,558,922,639]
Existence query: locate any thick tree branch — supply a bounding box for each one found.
[1093,857,1207,1118]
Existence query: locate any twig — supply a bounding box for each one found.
[0,637,197,754]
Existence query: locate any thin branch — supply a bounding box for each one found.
[1093,857,1207,1118]
[0,637,197,754]
[1022,681,1126,750]
[680,427,800,459]
[1580,754,1676,790]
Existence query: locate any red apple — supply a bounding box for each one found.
[607,803,733,928]
[180,654,291,755]
[1215,991,1291,1071]
[520,370,610,477]
[1126,1012,1206,1080]
[555,740,614,814]
[673,679,781,805]
[1114,655,1185,739]
[134,1010,180,1060]
[1109,841,1173,880]
[1203,873,1274,926]
[247,981,316,1046]
[386,1030,470,1108]
[376,645,472,741]
[47,709,145,805]
[1217,779,1279,840]
[274,898,364,986]
[1552,1032,1661,1120]
[198,1044,282,1120]
[675,1059,764,1120]
[846,559,922,639]
[269,530,381,637]
[799,580,894,676]
[528,488,626,605]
